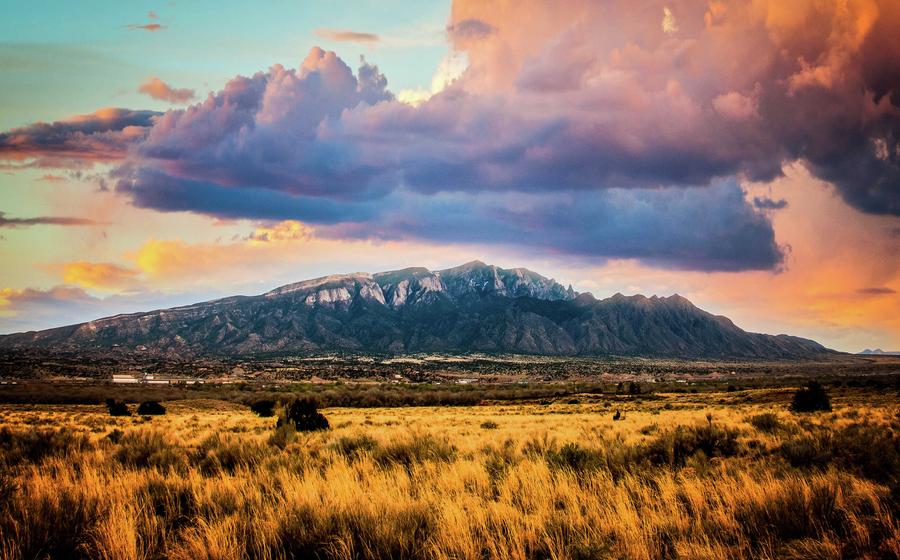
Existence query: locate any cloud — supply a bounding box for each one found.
[4,0,900,272]
[0,108,159,168]
[55,262,141,292]
[857,287,896,295]
[446,18,495,41]
[314,29,379,45]
[662,7,678,35]
[138,77,195,104]
[753,197,788,210]
[127,23,164,32]
[0,211,103,228]
[0,285,208,334]
[37,174,66,183]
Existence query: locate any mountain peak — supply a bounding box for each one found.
[0,260,831,359]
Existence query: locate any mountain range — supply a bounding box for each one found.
[0,261,830,359]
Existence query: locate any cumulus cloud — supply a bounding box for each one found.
[138,77,195,104]
[315,29,379,45]
[0,108,158,168]
[0,211,103,228]
[3,0,900,271]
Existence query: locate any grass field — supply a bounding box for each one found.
[0,385,898,559]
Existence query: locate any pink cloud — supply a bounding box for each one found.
[138,77,195,104]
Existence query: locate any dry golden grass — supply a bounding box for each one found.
[0,388,898,559]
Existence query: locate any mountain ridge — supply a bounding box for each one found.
[0,261,830,359]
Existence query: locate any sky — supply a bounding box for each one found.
[0,0,898,353]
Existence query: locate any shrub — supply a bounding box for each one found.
[332,434,380,460]
[193,434,267,475]
[749,412,781,433]
[137,400,166,415]
[547,442,603,474]
[790,382,831,413]
[106,428,124,444]
[105,398,131,417]
[374,433,456,468]
[480,420,499,430]
[0,427,92,468]
[779,422,899,485]
[641,422,741,467]
[250,399,276,417]
[114,430,187,472]
[277,398,329,432]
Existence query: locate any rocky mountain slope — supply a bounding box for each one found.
[0,261,829,359]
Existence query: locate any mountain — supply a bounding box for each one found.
[858,349,900,356]
[0,261,829,359]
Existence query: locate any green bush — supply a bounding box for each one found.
[250,399,276,417]
[790,382,831,413]
[137,400,166,415]
[277,398,329,432]
[105,398,131,417]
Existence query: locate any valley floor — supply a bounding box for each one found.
[0,386,898,559]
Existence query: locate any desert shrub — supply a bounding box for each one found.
[374,433,456,468]
[641,422,741,467]
[790,382,831,413]
[0,479,104,560]
[277,398,329,432]
[250,399,276,417]
[547,442,603,474]
[628,382,641,395]
[832,422,900,485]
[332,434,380,461]
[137,400,166,415]
[522,433,559,457]
[480,420,499,430]
[114,430,187,472]
[482,439,519,492]
[105,428,124,444]
[105,398,131,417]
[749,412,781,433]
[269,424,295,449]
[0,427,92,468]
[193,434,267,475]
[779,422,900,486]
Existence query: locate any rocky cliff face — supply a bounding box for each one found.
[0,261,829,359]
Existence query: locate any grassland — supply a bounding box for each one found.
[0,385,898,559]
